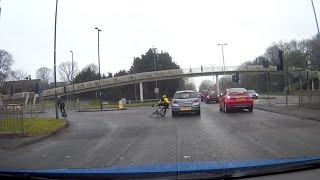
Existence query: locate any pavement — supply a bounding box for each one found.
[1,102,320,171]
[254,94,319,120]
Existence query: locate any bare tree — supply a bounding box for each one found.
[36,67,52,86]
[0,50,14,87]
[58,61,79,82]
[10,69,28,81]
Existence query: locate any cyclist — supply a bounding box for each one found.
[154,95,170,117]
[58,96,66,117]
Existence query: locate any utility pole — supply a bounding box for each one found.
[70,50,75,108]
[152,46,158,100]
[95,27,102,110]
[53,0,59,119]
[217,43,227,90]
[311,0,320,43]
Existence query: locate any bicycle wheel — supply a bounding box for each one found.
[149,111,156,118]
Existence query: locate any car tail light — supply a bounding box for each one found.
[172,100,177,104]
[227,96,231,99]
[249,94,252,97]
[194,98,199,102]
[206,95,209,98]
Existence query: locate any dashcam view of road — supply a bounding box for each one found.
[0,0,320,179]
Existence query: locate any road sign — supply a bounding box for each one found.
[154,88,159,94]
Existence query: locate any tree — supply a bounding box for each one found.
[74,64,99,83]
[36,67,51,86]
[114,70,128,77]
[58,61,79,82]
[10,69,27,81]
[199,80,214,92]
[0,50,14,87]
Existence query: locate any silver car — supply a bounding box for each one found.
[171,90,201,117]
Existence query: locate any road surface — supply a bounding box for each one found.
[1,102,320,170]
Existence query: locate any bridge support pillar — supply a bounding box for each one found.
[312,79,314,91]
[139,82,144,102]
[215,75,219,94]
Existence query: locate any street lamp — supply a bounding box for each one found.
[70,50,75,108]
[217,43,227,90]
[311,0,320,43]
[95,27,102,110]
[133,57,137,101]
[210,64,216,91]
[53,0,59,119]
[152,46,158,100]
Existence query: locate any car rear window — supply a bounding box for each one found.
[174,92,196,99]
[229,88,247,94]
[248,90,256,93]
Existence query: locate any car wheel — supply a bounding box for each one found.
[248,106,253,112]
[172,111,177,117]
[224,104,229,113]
[197,110,201,116]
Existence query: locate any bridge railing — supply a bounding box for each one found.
[42,65,278,97]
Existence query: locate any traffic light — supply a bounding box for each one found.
[278,50,284,71]
[64,86,67,94]
[235,73,240,83]
[263,60,269,68]
[232,73,240,83]
[264,72,270,81]
[10,85,14,96]
[35,83,39,94]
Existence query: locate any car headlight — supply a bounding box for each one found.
[250,95,252,97]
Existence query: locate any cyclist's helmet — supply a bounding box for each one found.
[162,95,166,98]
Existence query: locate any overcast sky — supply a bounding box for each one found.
[0,0,319,85]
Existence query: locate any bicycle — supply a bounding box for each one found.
[149,105,165,118]
[61,108,68,118]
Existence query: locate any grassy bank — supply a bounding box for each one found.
[0,118,65,136]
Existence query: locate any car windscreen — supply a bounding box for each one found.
[248,90,256,93]
[174,92,196,99]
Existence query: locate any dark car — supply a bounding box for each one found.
[205,91,219,103]
[248,90,259,99]
[219,88,254,113]
[200,90,209,101]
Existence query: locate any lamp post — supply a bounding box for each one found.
[70,50,75,108]
[133,57,137,101]
[152,46,158,100]
[217,43,227,90]
[95,27,102,110]
[311,0,320,43]
[210,64,216,91]
[53,0,59,119]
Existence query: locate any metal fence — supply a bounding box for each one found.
[0,104,24,134]
[299,90,320,109]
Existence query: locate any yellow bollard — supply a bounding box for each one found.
[118,100,123,109]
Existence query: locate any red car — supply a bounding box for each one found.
[219,88,253,113]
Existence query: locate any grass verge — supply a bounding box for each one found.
[0,118,65,136]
